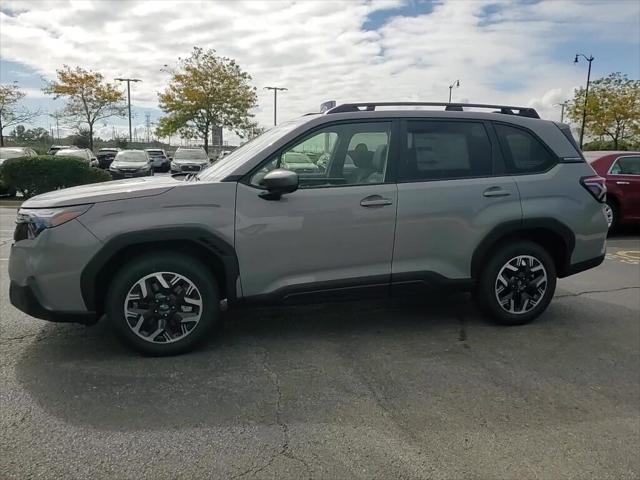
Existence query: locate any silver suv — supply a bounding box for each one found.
[9,102,608,355]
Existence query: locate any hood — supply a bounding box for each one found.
[111,160,149,169]
[173,157,209,164]
[23,176,179,208]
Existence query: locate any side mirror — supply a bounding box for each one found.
[259,169,299,200]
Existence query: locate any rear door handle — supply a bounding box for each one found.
[616,181,630,185]
[483,187,511,198]
[360,195,393,207]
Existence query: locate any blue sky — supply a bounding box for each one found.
[1,0,638,142]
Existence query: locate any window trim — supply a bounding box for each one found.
[241,118,397,190]
[396,118,497,184]
[491,121,560,176]
[608,155,640,176]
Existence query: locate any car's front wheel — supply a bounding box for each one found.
[106,252,219,355]
[476,241,556,325]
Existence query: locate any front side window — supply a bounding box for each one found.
[399,121,492,181]
[250,122,391,188]
[611,156,640,175]
[495,124,556,174]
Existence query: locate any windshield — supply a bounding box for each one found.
[174,149,208,160]
[0,148,27,160]
[146,150,165,156]
[115,151,147,162]
[198,117,312,181]
[56,149,85,158]
[99,149,118,153]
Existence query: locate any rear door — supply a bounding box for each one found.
[235,120,398,300]
[391,119,522,287]
[609,155,640,222]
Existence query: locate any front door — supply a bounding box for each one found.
[235,121,398,300]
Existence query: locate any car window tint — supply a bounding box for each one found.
[495,124,556,174]
[250,122,391,188]
[613,156,640,175]
[399,121,492,181]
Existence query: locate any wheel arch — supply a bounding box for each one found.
[471,219,575,280]
[81,227,239,316]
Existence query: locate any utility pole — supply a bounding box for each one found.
[448,79,460,103]
[48,111,62,141]
[574,54,594,148]
[115,77,141,143]
[145,113,151,143]
[264,86,287,125]
[554,101,569,123]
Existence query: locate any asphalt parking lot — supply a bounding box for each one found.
[0,204,638,480]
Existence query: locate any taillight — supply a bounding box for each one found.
[580,175,606,203]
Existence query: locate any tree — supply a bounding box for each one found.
[44,66,126,150]
[567,72,640,149]
[156,47,257,153]
[0,83,39,146]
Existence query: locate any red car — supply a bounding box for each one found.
[584,151,640,229]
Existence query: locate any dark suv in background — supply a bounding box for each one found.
[96,148,121,169]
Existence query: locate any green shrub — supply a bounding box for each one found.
[1,155,112,198]
[0,166,17,197]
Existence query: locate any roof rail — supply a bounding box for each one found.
[325,102,540,119]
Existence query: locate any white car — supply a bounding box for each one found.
[55,148,98,167]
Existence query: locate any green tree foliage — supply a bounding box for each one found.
[1,155,111,198]
[44,66,126,151]
[12,125,51,142]
[567,73,640,149]
[0,83,39,146]
[156,47,258,153]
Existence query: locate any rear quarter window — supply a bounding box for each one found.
[494,123,557,174]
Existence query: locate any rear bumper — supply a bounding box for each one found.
[10,281,97,324]
[560,254,606,278]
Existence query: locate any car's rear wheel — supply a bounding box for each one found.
[106,252,219,355]
[476,241,556,325]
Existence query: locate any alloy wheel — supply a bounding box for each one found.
[495,255,548,315]
[123,271,203,344]
[603,203,614,229]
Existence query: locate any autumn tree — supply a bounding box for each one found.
[567,72,640,149]
[44,66,126,150]
[156,47,257,153]
[0,83,40,147]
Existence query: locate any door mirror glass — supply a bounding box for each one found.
[260,169,299,200]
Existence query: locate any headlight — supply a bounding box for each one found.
[109,165,119,171]
[15,205,92,240]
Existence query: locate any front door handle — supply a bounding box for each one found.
[616,181,630,185]
[483,187,511,198]
[360,195,393,207]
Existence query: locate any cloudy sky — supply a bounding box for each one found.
[1,0,638,143]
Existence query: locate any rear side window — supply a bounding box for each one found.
[495,124,556,174]
[399,121,492,181]
[611,156,640,175]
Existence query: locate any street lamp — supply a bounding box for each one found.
[448,79,460,103]
[574,53,594,148]
[115,77,141,143]
[264,86,287,125]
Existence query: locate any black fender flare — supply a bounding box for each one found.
[80,226,239,311]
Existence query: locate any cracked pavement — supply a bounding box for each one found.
[1,206,639,479]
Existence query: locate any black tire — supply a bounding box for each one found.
[604,200,618,231]
[106,252,219,355]
[475,240,556,326]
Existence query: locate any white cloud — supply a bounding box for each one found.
[0,0,638,140]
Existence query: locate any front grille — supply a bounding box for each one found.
[181,165,202,172]
[14,222,29,242]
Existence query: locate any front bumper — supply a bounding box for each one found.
[10,281,97,324]
[110,169,151,179]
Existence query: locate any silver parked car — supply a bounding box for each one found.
[55,148,98,167]
[0,146,38,165]
[9,102,608,355]
[170,147,210,173]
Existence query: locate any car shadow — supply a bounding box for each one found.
[14,291,639,433]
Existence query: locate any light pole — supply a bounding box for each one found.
[574,53,594,148]
[264,86,287,125]
[554,101,569,123]
[448,79,460,103]
[115,77,141,143]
